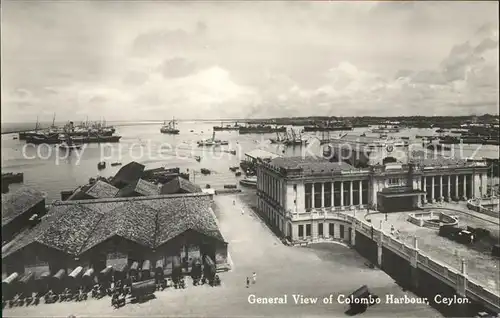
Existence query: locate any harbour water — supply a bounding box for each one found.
[1,121,498,202]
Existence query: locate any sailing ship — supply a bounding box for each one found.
[160,118,180,134]
[283,129,308,146]
[197,131,229,147]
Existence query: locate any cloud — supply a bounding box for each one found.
[1,1,498,122]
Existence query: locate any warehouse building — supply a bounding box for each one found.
[2,187,47,243]
[2,193,228,277]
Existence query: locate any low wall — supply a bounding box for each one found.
[467,198,499,218]
[407,211,458,229]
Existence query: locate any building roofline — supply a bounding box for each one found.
[51,192,212,206]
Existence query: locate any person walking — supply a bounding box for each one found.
[246,277,250,288]
[241,208,244,215]
[252,272,257,284]
[233,200,235,206]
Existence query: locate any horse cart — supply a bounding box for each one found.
[141,260,151,281]
[129,262,139,282]
[130,279,156,303]
[63,266,83,301]
[154,260,166,290]
[172,256,185,289]
[17,272,35,305]
[113,263,129,294]
[82,268,95,292]
[203,255,220,287]
[2,272,19,307]
[190,258,202,286]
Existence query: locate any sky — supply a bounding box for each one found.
[1,1,499,122]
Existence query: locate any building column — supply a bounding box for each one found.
[311,183,315,209]
[359,181,363,206]
[321,183,324,208]
[431,176,435,203]
[340,182,344,208]
[351,221,356,246]
[423,177,427,203]
[439,175,443,201]
[331,182,334,208]
[447,175,451,200]
[349,181,353,207]
[455,175,459,199]
[463,175,467,200]
[410,237,419,289]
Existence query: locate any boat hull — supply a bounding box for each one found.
[213,127,239,131]
[26,135,122,145]
[238,127,286,134]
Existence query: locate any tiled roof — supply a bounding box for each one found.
[85,181,119,199]
[116,179,159,197]
[2,193,225,259]
[2,187,45,227]
[269,156,355,174]
[160,177,202,195]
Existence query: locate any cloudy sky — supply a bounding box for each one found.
[2,1,498,122]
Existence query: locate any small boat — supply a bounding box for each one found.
[97,161,106,170]
[235,171,242,177]
[197,131,229,147]
[239,176,257,187]
[229,166,239,172]
[190,130,194,132]
[13,136,18,140]
[1,172,24,184]
[200,168,211,175]
[194,156,201,162]
[111,162,122,167]
[58,142,82,150]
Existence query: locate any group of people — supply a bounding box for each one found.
[246,272,257,288]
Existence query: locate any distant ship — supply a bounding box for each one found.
[213,122,240,131]
[303,121,353,132]
[371,121,401,133]
[26,134,121,145]
[19,117,116,140]
[238,124,286,134]
[160,118,180,134]
[197,131,229,147]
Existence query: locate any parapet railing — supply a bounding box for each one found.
[467,198,499,218]
[343,213,500,313]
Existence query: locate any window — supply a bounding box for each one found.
[298,225,304,237]
[339,225,345,239]
[314,183,322,208]
[305,183,312,211]
[362,180,369,205]
[318,223,323,237]
[306,224,311,237]
[324,182,332,207]
[333,182,341,206]
[388,178,399,186]
[329,223,334,236]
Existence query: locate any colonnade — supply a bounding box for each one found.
[421,174,472,203]
[305,180,369,210]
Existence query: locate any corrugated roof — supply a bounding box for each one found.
[2,187,46,227]
[245,149,281,160]
[85,181,119,199]
[270,156,354,173]
[2,193,225,259]
[161,176,202,195]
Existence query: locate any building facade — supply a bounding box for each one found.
[257,154,489,245]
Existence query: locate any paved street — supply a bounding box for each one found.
[3,194,441,317]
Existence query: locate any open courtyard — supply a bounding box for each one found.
[3,194,441,317]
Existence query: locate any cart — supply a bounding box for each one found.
[129,262,139,282]
[130,279,155,303]
[141,260,151,281]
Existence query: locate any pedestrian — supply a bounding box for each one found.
[233,200,235,206]
[385,213,388,221]
[390,225,395,236]
[241,208,244,215]
[252,272,256,284]
[246,277,250,288]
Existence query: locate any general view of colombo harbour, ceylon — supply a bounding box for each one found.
[1,1,499,318]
